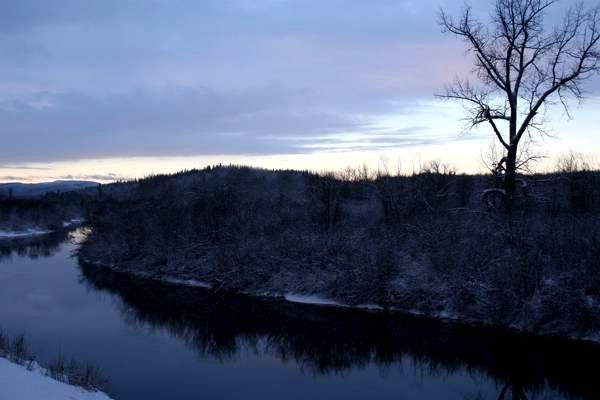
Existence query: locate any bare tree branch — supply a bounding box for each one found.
[440,0,600,195]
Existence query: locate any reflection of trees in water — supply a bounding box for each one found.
[498,381,528,400]
[0,231,71,261]
[80,264,598,400]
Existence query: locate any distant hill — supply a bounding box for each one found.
[0,180,98,198]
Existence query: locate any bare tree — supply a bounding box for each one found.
[440,0,600,197]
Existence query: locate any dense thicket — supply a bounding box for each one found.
[79,165,600,340]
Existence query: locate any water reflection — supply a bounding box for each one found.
[498,382,528,400]
[80,263,599,400]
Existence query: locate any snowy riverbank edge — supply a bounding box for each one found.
[0,357,113,400]
[0,219,85,240]
[81,259,600,346]
[0,227,53,239]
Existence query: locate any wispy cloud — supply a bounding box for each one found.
[0,0,475,165]
[0,165,50,170]
[0,175,34,182]
[0,88,467,162]
[0,0,597,173]
[51,173,129,182]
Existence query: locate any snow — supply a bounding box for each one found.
[0,358,113,400]
[162,277,212,289]
[284,293,345,307]
[0,219,84,240]
[0,228,53,239]
[284,294,387,312]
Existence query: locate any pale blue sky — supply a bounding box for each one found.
[0,0,598,182]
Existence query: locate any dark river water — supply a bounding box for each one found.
[0,230,598,400]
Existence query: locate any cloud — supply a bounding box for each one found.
[0,86,465,162]
[0,175,34,182]
[0,0,479,165]
[51,173,129,182]
[0,165,50,170]
[0,0,596,169]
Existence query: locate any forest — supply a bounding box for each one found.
[75,159,600,342]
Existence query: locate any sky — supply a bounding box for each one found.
[0,0,599,183]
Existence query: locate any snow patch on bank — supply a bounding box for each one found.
[284,294,385,311]
[0,228,53,239]
[284,294,345,307]
[82,261,600,345]
[0,357,113,400]
[0,219,85,240]
[163,277,212,289]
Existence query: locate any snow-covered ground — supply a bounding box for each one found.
[284,293,384,311]
[284,293,346,307]
[0,358,113,400]
[162,277,212,289]
[0,228,53,239]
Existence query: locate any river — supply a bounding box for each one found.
[0,229,597,399]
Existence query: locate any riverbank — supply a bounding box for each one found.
[79,166,600,345]
[0,219,85,241]
[78,261,600,400]
[0,227,53,239]
[0,218,84,240]
[80,258,600,346]
[0,329,110,399]
[0,357,112,400]
[2,231,597,400]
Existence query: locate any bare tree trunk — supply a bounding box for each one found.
[504,97,519,197]
[505,145,517,197]
[440,0,600,209]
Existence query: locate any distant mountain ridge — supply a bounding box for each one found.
[0,180,98,198]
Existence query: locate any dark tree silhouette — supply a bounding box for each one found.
[440,0,600,198]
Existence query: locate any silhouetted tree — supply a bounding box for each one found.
[440,0,600,198]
